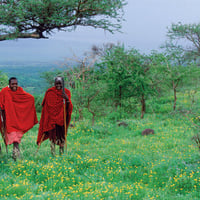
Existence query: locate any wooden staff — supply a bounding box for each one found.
[0,108,8,154]
[35,133,45,155]
[62,78,68,152]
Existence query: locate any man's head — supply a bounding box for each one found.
[54,76,64,90]
[9,77,18,91]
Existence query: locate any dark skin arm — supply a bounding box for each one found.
[0,108,4,121]
[62,91,70,103]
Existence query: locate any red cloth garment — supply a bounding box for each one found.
[0,86,38,145]
[37,86,73,145]
[46,125,65,146]
[5,131,24,145]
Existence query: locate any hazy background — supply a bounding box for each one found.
[1,0,200,65]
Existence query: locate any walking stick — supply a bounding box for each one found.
[62,79,68,153]
[0,107,8,154]
[35,133,45,155]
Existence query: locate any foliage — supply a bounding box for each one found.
[63,54,106,124]
[97,46,141,107]
[0,0,126,41]
[146,51,200,111]
[34,94,43,113]
[97,46,167,118]
[162,22,200,65]
[38,45,200,120]
[161,62,200,111]
[3,44,200,121]
[0,71,8,90]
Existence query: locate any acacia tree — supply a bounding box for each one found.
[62,53,106,125]
[0,0,126,40]
[97,46,138,109]
[98,46,163,119]
[162,63,200,111]
[162,22,200,65]
[147,51,193,111]
[150,51,198,111]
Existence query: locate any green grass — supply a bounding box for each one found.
[0,92,200,199]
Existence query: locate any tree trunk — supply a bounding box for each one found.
[91,113,95,126]
[141,94,145,119]
[78,108,83,120]
[119,85,122,108]
[87,92,99,126]
[173,81,177,111]
[88,106,95,126]
[119,85,122,118]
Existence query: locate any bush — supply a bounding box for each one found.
[34,95,43,112]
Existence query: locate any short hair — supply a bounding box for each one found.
[9,77,17,84]
[54,76,64,83]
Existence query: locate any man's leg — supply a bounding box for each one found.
[56,125,65,155]
[13,142,20,161]
[50,141,55,156]
[59,145,64,155]
[59,135,65,155]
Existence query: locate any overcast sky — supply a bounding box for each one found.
[1,0,200,65]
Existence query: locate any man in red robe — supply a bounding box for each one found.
[0,77,38,160]
[37,76,73,155]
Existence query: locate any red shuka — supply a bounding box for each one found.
[0,86,38,136]
[37,86,73,145]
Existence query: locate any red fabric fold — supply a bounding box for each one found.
[0,86,38,144]
[37,87,73,145]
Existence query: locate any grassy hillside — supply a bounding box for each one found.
[0,111,200,199]
[0,86,200,200]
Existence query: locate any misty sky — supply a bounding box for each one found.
[1,0,200,64]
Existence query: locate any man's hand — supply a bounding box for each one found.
[62,92,70,103]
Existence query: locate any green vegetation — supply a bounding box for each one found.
[163,22,200,65]
[0,110,199,199]
[0,87,200,199]
[0,71,8,90]
[1,22,200,198]
[0,0,126,40]
[45,45,200,122]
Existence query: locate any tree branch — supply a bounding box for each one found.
[0,32,48,41]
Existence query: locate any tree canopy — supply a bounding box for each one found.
[0,0,126,41]
[163,22,200,65]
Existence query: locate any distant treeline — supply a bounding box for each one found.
[0,64,62,94]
